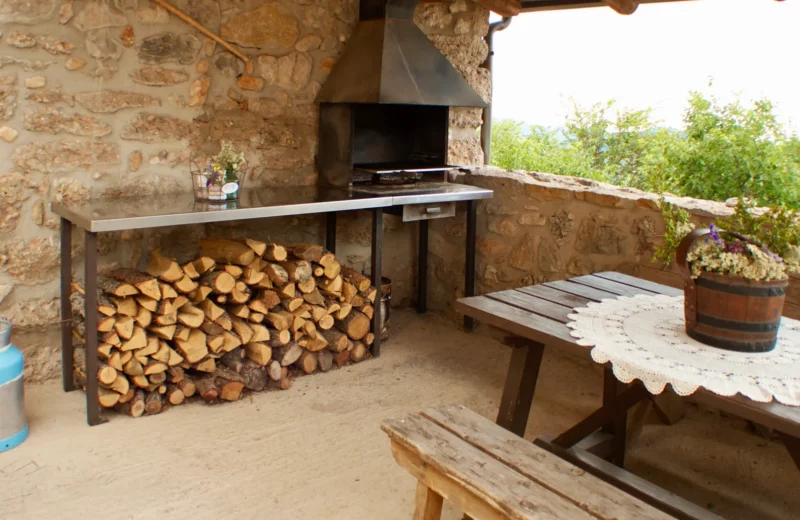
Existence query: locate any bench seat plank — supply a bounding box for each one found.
[383,413,599,520]
[422,405,673,520]
[593,272,682,296]
[487,290,574,324]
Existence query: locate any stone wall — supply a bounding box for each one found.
[427,166,800,320]
[0,0,490,382]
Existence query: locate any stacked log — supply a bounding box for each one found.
[71,240,377,417]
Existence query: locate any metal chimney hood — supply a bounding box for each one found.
[315,0,488,107]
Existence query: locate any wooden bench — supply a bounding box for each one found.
[382,404,678,520]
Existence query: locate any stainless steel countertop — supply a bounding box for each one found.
[53,183,493,233]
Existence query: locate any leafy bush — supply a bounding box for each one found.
[490,92,800,209]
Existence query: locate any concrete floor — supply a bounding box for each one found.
[1,310,798,520]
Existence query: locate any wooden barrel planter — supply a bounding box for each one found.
[677,229,787,353]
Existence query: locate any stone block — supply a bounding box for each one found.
[296,34,321,52]
[220,2,298,53]
[518,212,546,227]
[73,0,128,31]
[25,76,46,89]
[75,89,161,113]
[575,215,626,255]
[0,237,60,284]
[0,0,57,24]
[7,31,37,48]
[121,113,195,142]
[187,75,210,106]
[237,75,264,91]
[25,85,74,106]
[65,58,86,70]
[508,233,536,271]
[488,218,517,237]
[0,126,19,142]
[526,183,574,201]
[13,140,119,173]
[136,32,201,65]
[448,136,483,166]
[24,107,111,137]
[258,52,312,91]
[0,172,33,232]
[135,5,169,24]
[246,98,282,119]
[476,237,505,256]
[129,66,190,86]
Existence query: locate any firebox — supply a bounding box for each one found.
[316,0,488,189]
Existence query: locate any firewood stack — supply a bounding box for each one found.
[70,239,378,417]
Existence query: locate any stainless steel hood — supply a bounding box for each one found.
[315,0,488,108]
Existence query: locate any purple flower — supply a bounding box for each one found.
[705,223,725,247]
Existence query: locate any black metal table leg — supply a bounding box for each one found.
[84,231,106,426]
[371,208,383,357]
[603,366,627,466]
[464,200,477,331]
[417,219,428,314]
[496,339,545,437]
[60,218,75,392]
[325,212,337,254]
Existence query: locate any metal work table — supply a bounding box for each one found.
[54,183,492,425]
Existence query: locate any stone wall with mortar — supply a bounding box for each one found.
[427,166,800,320]
[0,0,490,382]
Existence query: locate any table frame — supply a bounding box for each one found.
[456,272,800,517]
[60,199,481,426]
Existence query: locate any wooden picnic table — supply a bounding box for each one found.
[456,272,800,518]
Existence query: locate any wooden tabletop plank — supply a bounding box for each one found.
[422,405,673,520]
[455,296,579,349]
[382,414,599,520]
[594,272,683,297]
[517,284,594,309]
[570,275,659,297]
[487,290,574,324]
[543,279,619,302]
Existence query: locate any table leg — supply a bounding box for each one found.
[60,218,75,392]
[464,200,477,331]
[602,366,627,467]
[84,231,107,426]
[417,219,428,314]
[325,212,336,254]
[414,481,443,520]
[371,208,383,357]
[496,339,545,437]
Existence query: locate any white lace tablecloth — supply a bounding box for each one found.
[567,294,800,406]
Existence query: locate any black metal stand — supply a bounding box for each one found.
[84,231,106,426]
[60,218,74,393]
[464,200,477,331]
[417,219,428,314]
[371,208,383,357]
[326,212,337,253]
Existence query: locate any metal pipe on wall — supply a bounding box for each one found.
[480,16,512,166]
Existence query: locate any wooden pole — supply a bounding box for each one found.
[149,0,250,63]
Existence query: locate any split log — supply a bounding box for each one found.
[148,371,167,385]
[230,286,250,304]
[231,317,254,344]
[318,349,333,372]
[242,268,266,286]
[342,282,358,304]
[332,349,350,367]
[99,277,139,297]
[248,312,265,324]
[245,342,271,365]
[267,360,282,381]
[194,357,216,373]
[321,330,349,352]
[146,249,183,282]
[318,252,340,279]
[111,296,138,317]
[361,304,374,320]
[155,312,177,326]
[277,283,296,300]
[264,263,289,285]
[108,351,123,371]
[281,297,304,312]
[221,331,242,351]
[277,342,303,366]
[363,332,375,346]
[319,275,343,296]
[256,290,281,310]
[337,310,370,341]
[229,304,250,319]
[117,390,146,417]
[167,366,184,384]
[317,314,334,330]
[221,349,245,373]
[149,324,176,340]
[363,287,378,304]
[192,257,216,275]
[118,387,135,404]
[265,311,293,331]
[295,351,318,374]
[134,307,152,328]
[215,312,233,332]
[198,239,256,265]
[130,374,150,388]
[303,288,325,306]
[312,264,324,277]
[172,326,190,343]
[280,260,312,283]
[264,244,288,262]
[350,341,368,362]
[155,299,177,315]
[121,326,147,351]
[224,264,244,279]
[351,294,365,307]
[196,377,219,402]
[190,286,213,303]
[341,267,371,292]
[215,368,245,401]
[176,377,196,397]
[297,277,316,294]
[114,315,135,340]
[181,261,200,280]
[241,238,266,257]
[174,275,199,294]
[199,299,224,321]
[202,320,224,336]
[174,329,208,363]
[240,359,268,391]
[160,282,179,299]
[109,268,161,300]
[97,363,118,386]
[177,304,205,328]
[144,391,162,414]
[249,323,270,343]
[165,385,185,405]
[303,335,328,352]
[207,334,225,353]
[200,271,236,294]
[292,244,325,263]
[144,361,168,376]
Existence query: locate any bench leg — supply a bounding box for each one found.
[496,339,545,437]
[414,481,443,520]
[602,366,627,467]
[779,432,800,472]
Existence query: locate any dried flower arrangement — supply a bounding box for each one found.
[191,141,246,202]
[656,199,800,282]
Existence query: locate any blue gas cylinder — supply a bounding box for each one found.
[0,319,27,453]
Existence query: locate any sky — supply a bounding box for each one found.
[490,0,800,132]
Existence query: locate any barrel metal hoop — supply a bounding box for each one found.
[695,276,787,297]
[686,328,777,353]
[696,313,782,333]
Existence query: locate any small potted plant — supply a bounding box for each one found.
[657,201,800,353]
[191,141,246,202]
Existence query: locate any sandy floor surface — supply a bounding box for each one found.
[1,310,798,519]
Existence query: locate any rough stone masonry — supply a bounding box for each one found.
[0,0,491,381]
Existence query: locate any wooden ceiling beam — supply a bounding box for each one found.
[475,0,522,17]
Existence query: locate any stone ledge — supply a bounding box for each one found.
[460,166,734,219]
